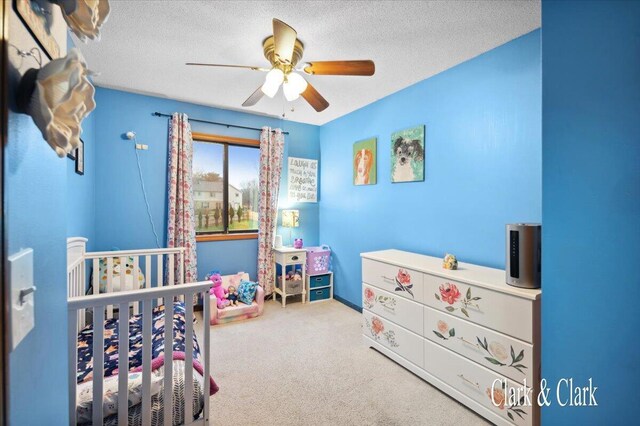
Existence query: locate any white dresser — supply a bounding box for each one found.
[361,250,541,426]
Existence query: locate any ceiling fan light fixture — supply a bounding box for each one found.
[188,19,374,112]
[283,72,308,101]
[261,68,284,98]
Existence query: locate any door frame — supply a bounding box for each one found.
[0,0,8,423]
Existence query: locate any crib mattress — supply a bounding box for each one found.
[76,301,217,425]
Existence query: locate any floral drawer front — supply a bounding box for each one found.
[364,286,396,311]
[423,274,535,343]
[364,315,398,347]
[485,380,531,424]
[434,283,481,318]
[362,284,423,335]
[424,306,534,384]
[362,259,424,302]
[362,310,424,368]
[424,338,533,426]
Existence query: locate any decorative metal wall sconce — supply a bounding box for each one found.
[15,48,96,157]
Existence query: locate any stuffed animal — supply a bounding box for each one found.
[443,253,458,270]
[285,269,302,281]
[206,271,229,309]
[226,285,239,306]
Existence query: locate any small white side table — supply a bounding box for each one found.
[272,247,307,307]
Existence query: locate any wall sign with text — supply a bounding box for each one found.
[288,157,317,203]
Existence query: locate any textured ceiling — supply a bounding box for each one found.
[76,1,540,126]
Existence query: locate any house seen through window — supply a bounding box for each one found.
[193,138,260,234]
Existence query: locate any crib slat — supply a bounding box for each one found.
[106,257,113,293]
[106,258,113,320]
[157,255,164,286]
[81,259,86,295]
[202,289,210,425]
[142,299,153,426]
[157,255,164,305]
[93,258,100,295]
[118,301,129,426]
[168,255,174,286]
[145,255,152,289]
[68,307,78,426]
[133,256,140,315]
[163,299,174,426]
[179,251,185,284]
[93,306,105,425]
[185,296,194,423]
[119,256,126,291]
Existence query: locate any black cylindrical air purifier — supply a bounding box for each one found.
[506,224,541,289]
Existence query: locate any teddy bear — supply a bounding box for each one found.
[206,270,229,309]
[226,285,239,306]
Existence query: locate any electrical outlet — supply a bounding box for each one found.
[135,144,149,150]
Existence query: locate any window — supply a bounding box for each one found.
[192,133,260,241]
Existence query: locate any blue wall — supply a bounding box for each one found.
[67,101,96,251]
[92,88,320,279]
[542,1,640,423]
[319,30,542,306]
[6,113,69,424]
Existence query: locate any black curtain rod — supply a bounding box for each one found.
[152,112,289,135]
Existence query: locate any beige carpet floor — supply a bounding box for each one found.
[196,299,488,425]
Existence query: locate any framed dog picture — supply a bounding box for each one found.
[353,137,377,185]
[68,139,85,175]
[391,125,425,183]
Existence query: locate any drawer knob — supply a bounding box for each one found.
[291,255,298,261]
[457,374,480,389]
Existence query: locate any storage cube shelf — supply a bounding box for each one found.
[305,272,333,303]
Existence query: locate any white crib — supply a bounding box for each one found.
[67,237,212,426]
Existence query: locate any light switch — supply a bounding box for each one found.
[9,249,35,351]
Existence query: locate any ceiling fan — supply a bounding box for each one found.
[186,18,375,112]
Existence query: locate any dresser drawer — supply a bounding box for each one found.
[424,339,533,425]
[363,309,423,368]
[423,273,534,342]
[362,258,424,302]
[363,284,423,335]
[424,306,533,384]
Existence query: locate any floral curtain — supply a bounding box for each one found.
[257,127,285,295]
[167,113,197,284]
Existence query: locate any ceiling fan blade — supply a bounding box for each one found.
[301,81,329,112]
[186,63,267,71]
[303,60,375,76]
[272,18,297,64]
[242,86,265,107]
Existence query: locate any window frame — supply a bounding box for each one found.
[192,132,260,242]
